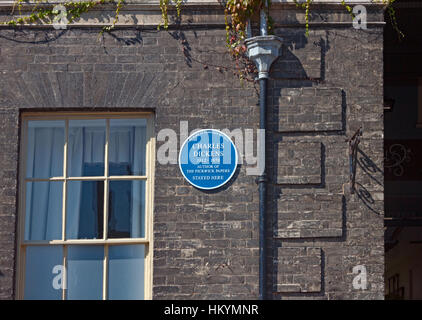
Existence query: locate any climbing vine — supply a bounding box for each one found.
[293,0,403,39]
[4,0,113,32]
[223,0,270,80]
[102,0,124,33]
[224,0,268,54]
[2,0,403,38]
[158,0,183,30]
[384,0,404,39]
[2,0,403,78]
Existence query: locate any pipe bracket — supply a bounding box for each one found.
[245,35,283,80]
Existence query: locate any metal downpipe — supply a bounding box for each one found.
[245,2,281,300]
[258,4,268,301]
[258,76,268,300]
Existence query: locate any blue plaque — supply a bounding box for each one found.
[179,129,238,190]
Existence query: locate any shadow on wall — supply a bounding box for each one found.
[269,145,383,299]
[169,30,193,68]
[106,29,143,46]
[356,148,383,216]
[265,24,380,299]
[266,25,332,299]
[0,29,67,44]
[0,27,144,48]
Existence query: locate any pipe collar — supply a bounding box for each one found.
[245,35,283,80]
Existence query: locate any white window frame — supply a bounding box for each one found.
[16,112,155,300]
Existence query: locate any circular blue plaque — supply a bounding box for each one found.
[179,129,238,190]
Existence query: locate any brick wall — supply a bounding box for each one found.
[267,11,385,299]
[0,4,385,300]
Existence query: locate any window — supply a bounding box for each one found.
[16,112,155,300]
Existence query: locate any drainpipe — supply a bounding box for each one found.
[244,3,282,300]
[257,74,268,301]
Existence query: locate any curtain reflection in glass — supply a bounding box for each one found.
[108,180,145,238]
[67,246,103,300]
[109,119,146,176]
[108,245,144,300]
[25,181,63,241]
[68,119,106,177]
[66,180,104,240]
[26,121,64,179]
[24,246,63,300]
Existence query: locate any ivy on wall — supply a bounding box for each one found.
[2,0,403,43]
[293,0,403,38]
[5,0,109,28]
[1,0,403,78]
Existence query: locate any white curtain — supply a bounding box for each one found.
[131,126,146,238]
[66,126,105,239]
[26,120,146,241]
[108,125,146,237]
[25,124,64,241]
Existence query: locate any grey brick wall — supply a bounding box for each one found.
[272,87,344,132]
[267,8,385,299]
[0,27,260,300]
[0,108,19,300]
[274,141,322,184]
[0,4,385,300]
[275,247,322,293]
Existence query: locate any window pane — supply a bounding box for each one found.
[108,245,145,300]
[25,181,63,241]
[24,246,63,300]
[67,246,104,300]
[68,119,106,177]
[109,119,147,176]
[66,181,104,240]
[26,120,64,179]
[108,180,145,239]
